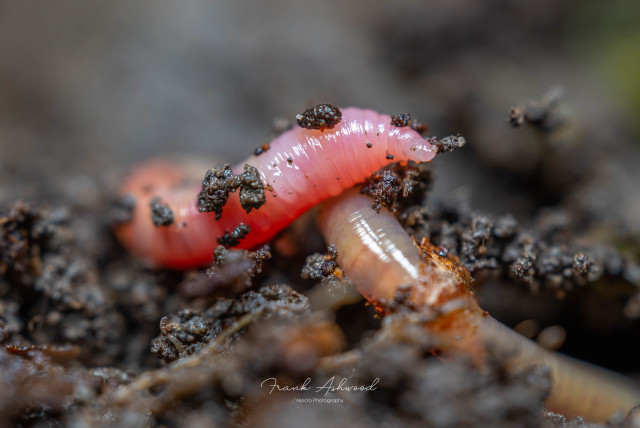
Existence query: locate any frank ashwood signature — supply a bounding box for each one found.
[260,376,379,396]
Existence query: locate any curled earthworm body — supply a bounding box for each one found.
[116,107,436,269]
[318,189,640,422]
[116,105,640,421]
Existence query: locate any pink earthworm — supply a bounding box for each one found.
[317,189,640,423]
[115,107,439,269]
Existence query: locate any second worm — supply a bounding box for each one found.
[318,188,640,422]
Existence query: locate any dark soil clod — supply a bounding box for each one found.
[430,135,467,153]
[391,113,411,127]
[197,164,238,219]
[237,164,266,213]
[149,197,174,227]
[217,223,251,247]
[361,163,430,213]
[301,245,338,280]
[197,164,266,219]
[296,104,342,131]
[253,142,271,156]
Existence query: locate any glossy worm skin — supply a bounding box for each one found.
[116,107,436,268]
[318,189,640,422]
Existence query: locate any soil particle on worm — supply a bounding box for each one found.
[149,196,174,226]
[361,162,431,214]
[217,223,251,247]
[295,104,342,131]
[237,164,266,213]
[197,164,266,219]
[197,164,239,219]
[253,142,271,156]
[429,134,467,153]
[390,113,411,127]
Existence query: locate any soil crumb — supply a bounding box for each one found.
[149,196,174,226]
[217,223,251,247]
[361,162,431,213]
[429,135,467,153]
[296,104,342,131]
[197,164,266,219]
[391,113,411,127]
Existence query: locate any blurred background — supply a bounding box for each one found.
[1,0,639,241]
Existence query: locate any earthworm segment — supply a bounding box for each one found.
[115,106,444,269]
[317,189,640,422]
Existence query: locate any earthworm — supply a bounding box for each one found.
[317,189,640,422]
[115,106,443,269]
